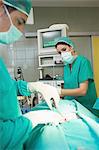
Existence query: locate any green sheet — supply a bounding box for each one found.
[24,100,99,150]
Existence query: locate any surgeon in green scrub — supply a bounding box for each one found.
[0,1,33,150]
[0,1,61,149]
[55,36,99,117]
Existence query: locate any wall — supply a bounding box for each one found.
[26,7,99,32]
[92,36,99,97]
[0,37,39,81]
[13,37,39,81]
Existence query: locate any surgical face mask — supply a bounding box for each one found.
[0,6,23,45]
[61,51,76,65]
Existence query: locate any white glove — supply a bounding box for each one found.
[57,86,62,95]
[27,82,60,109]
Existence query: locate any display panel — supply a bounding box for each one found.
[37,25,68,55]
[42,30,61,48]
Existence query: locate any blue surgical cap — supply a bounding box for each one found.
[55,36,75,48]
[3,0,32,16]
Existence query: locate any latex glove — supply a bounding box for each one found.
[27,82,60,109]
[57,86,62,95]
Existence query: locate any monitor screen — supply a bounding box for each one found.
[42,30,61,48]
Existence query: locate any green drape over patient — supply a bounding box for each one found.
[24,100,99,150]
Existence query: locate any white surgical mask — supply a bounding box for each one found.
[0,5,23,45]
[61,51,76,65]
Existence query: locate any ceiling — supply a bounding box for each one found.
[32,0,99,7]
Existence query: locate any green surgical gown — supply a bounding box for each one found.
[0,58,32,149]
[63,55,99,117]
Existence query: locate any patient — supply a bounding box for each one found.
[24,102,78,127]
[24,99,99,150]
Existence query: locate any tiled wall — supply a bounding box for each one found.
[13,37,39,81]
[0,36,39,82]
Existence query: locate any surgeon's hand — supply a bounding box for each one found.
[27,82,60,109]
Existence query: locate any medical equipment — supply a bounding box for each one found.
[38,54,64,83]
[15,66,24,81]
[37,24,69,55]
[37,24,67,86]
[39,80,64,88]
[39,54,63,67]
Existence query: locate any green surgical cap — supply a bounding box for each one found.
[55,36,75,48]
[3,0,32,16]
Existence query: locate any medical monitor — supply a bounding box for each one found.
[42,30,61,48]
[37,24,69,55]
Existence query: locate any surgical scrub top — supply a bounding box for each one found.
[63,55,98,116]
[0,58,33,149]
[0,58,31,120]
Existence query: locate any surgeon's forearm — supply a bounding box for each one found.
[61,81,88,97]
[61,88,86,97]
